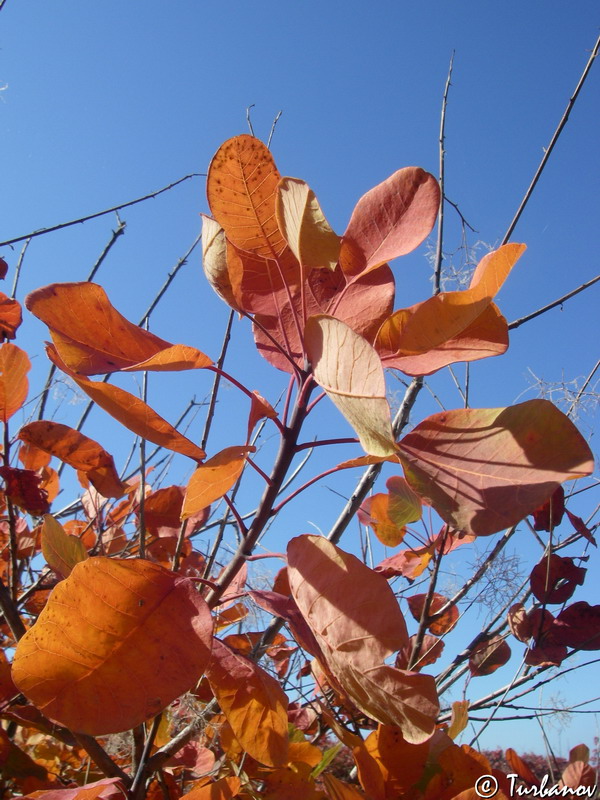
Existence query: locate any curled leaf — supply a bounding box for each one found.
[182,446,255,519]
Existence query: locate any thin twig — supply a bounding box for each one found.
[433,52,454,294]
[0,173,203,248]
[10,238,31,299]
[267,110,283,149]
[566,358,600,418]
[74,734,130,783]
[200,308,234,452]
[86,213,127,282]
[408,528,448,670]
[508,273,600,330]
[501,34,600,245]
[246,104,255,136]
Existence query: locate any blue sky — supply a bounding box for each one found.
[1,1,599,762]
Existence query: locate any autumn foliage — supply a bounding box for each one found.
[0,134,597,799]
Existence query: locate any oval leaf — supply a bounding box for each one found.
[469,635,511,676]
[206,638,288,767]
[201,214,241,311]
[305,315,396,456]
[12,557,214,735]
[399,399,594,536]
[287,535,439,743]
[182,445,255,519]
[41,514,89,578]
[19,421,127,499]
[0,343,30,422]
[276,177,340,271]
[339,167,440,276]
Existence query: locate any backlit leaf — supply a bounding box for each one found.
[206,638,288,767]
[359,476,422,546]
[548,602,600,650]
[26,283,209,375]
[12,557,214,735]
[18,421,127,499]
[530,554,586,604]
[0,294,23,341]
[406,593,458,635]
[0,343,30,421]
[305,315,396,456]
[287,535,439,743]
[447,700,470,740]
[505,748,540,788]
[181,776,241,800]
[399,400,594,536]
[339,167,440,276]
[182,445,254,519]
[41,514,88,578]
[323,775,366,799]
[0,466,50,515]
[376,302,508,376]
[201,214,241,311]
[276,177,340,271]
[47,346,205,461]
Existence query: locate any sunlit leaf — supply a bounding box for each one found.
[339,167,440,276]
[47,345,206,462]
[0,293,22,341]
[12,557,213,735]
[322,774,366,799]
[0,466,50,515]
[276,177,340,271]
[447,700,469,740]
[406,593,458,635]
[41,514,88,578]
[206,638,288,767]
[181,445,254,519]
[181,776,241,800]
[359,476,421,546]
[26,282,209,374]
[0,343,30,421]
[399,400,594,536]
[305,315,396,456]
[247,390,278,440]
[201,214,241,311]
[287,535,439,743]
[505,748,540,788]
[0,726,47,781]
[364,723,430,797]
[19,421,127,499]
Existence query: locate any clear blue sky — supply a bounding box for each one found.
[1,0,599,762]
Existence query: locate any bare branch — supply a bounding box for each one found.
[508,273,600,330]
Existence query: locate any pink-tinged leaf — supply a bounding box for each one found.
[525,642,568,667]
[19,777,127,800]
[206,638,289,767]
[26,283,209,375]
[530,554,586,604]
[249,589,322,658]
[339,167,440,276]
[376,302,509,377]
[287,535,439,743]
[406,593,458,635]
[253,262,395,373]
[47,344,205,462]
[201,215,241,311]
[12,557,214,735]
[276,177,340,272]
[399,399,594,536]
[397,634,445,671]
[374,544,434,580]
[561,762,598,791]
[305,315,396,456]
[41,514,88,578]
[469,636,511,676]
[0,343,30,422]
[181,445,254,519]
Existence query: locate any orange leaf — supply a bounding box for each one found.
[0,293,23,341]
[206,638,288,767]
[207,134,291,262]
[47,347,205,462]
[247,390,278,441]
[181,446,254,519]
[305,315,396,456]
[359,476,421,546]
[26,282,210,374]
[181,776,241,800]
[12,557,214,735]
[339,167,440,276]
[18,439,52,471]
[0,343,30,421]
[447,700,469,740]
[18,421,127,499]
[399,400,594,536]
[41,514,88,578]
[322,775,366,799]
[379,244,525,360]
[505,748,540,788]
[406,593,458,635]
[287,535,439,743]
[376,302,508,376]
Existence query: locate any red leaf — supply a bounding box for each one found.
[548,601,600,650]
[565,508,597,546]
[0,466,50,515]
[406,593,458,635]
[0,294,22,341]
[530,554,586,604]
[0,257,7,280]
[532,486,565,531]
[399,400,594,536]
